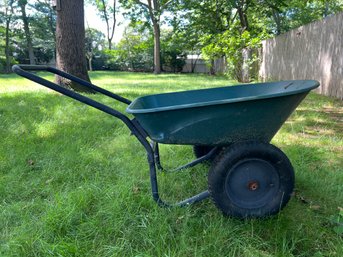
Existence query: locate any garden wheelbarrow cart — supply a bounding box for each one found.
[12,65,320,218]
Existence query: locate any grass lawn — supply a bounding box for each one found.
[0,71,342,256]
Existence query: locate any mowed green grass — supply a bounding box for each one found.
[0,71,342,256]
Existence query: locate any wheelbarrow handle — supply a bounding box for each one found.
[12,65,131,105]
[12,65,212,209]
[12,64,147,139]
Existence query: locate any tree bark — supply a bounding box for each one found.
[36,0,57,62]
[147,0,161,74]
[18,0,35,65]
[324,1,329,17]
[241,47,251,82]
[236,0,249,32]
[86,49,93,71]
[5,20,11,73]
[235,0,251,82]
[55,0,93,92]
[99,0,116,50]
[191,54,199,73]
[272,9,282,35]
[210,59,215,75]
[46,0,56,62]
[5,5,12,73]
[88,57,93,71]
[152,22,161,74]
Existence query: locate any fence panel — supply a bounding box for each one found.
[260,12,343,99]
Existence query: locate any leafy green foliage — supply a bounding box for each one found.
[103,25,187,72]
[161,29,187,72]
[173,0,343,80]
[85,28,106,70]
[0,25,7,71]
[2,0,343,75]
[104,26,154,71]
[0,0,56,72]
[202,28,268,80]
[89,0,117,49]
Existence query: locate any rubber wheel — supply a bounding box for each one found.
[208,141,294,218]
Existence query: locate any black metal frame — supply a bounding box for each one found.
[12,65,214,207]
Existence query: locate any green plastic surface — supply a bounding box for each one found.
[126,80,319,145]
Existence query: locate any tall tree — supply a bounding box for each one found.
[113,25,154,71]
[121,0,173,74]
[234,0,252,82]
[1,0,14,73]
[31,0,56,63]
[92,0,116,50]
[85,28,105,71]
[18,0,35,64]
[33,0,56,45]
[178,0,287,80]
[55,0,93,92]
[177,0,236,74]
[259,0,343,35]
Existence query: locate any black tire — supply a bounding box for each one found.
[208,141,294,218]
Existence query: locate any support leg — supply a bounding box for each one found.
[152,142,164,171]
[151,142,219,173]
[171,147,219,172]
[147,152,210,207]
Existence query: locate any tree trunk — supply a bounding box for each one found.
[191,53,199,73]
[272,9,282,35]
[237,1,249,32]
[210,59,215,75]
[19,0,35,65]
[324,2,329,17]
[236,0,251,82]
[55,0,93,93]
[100,0,116,50]
[5,17,11,73]
[4,1,14,73]
[88,57,93,71]
[47,0,57,62]
[146,0,161,74]
[152,22,161,74]
[241,48,251,82]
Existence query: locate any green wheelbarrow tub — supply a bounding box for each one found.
[126,80,319,145]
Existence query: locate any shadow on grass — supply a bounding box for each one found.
[0,91,208,204]
[286,112,342,137]
[279,93,343,138]
[1,91,132,191]
[1,89,342,256]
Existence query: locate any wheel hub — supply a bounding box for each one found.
[248,181,259,191]
[225,158,280,209]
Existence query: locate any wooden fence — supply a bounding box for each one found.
[259,12,343,99]
[182,56,226,74]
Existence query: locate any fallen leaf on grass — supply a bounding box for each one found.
[176,216,184,224]
[310,205,321,210]
[27,159,35,166]
[132,186,140,194]
[45,178,54,184]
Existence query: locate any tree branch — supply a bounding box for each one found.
[161,0,172,9]
[110,0,116,43]
[133,0,149,9]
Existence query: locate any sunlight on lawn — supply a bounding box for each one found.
[0,71,342,256]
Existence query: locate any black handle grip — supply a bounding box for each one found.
[13,64,49,71]
[12,64,152,155]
